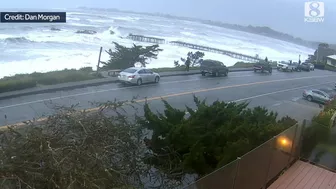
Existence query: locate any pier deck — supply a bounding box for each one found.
[126,34,262,62]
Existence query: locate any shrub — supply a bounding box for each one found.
[232,61,277,68]
[0,67,99,93]
[0,77,36,92]
[232,61,254,68]
[301,99,336,158]
[0,100,147,189]
[137,96,297,178]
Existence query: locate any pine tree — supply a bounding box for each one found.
[102,42,163,70]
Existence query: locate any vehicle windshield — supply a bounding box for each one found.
[122,68,137,73]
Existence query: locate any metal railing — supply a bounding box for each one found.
[185,123,304,189]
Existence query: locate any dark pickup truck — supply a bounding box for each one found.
[253,62,272,73]
[200,59,229,77]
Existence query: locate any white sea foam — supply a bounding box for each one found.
[87,19,114,23]
[112,16,140,22]
[66,17,81,21]
[0,50,99,78]
[0,9,315,78]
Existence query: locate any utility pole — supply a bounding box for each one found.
[96,47,103,74]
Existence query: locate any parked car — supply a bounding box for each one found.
[308,63,315,71]
[320,88,336,98]
[297,63,311,72]
[303,88,335,104]
[277,62,299,72]
[118,67,160,85]
[200,59,229,77]
[253,62,272,73]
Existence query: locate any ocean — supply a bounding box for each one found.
[0,8,315,78]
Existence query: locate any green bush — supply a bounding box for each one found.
[232,61,277,68]
[325,64,336,71]
[0,67,99,93]
[301,100,336,158]
[232,61,255,68]
[150,66,199,72]
[0,78,36,92]
[137,96,297,178]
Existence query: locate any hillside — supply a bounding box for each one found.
[198,20,321,49]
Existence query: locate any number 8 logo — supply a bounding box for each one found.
[309,2,321,17]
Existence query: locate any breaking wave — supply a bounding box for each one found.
[2,37,33,43]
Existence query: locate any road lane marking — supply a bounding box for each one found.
[232,82,334,102]
[0,73,280,110]
[0,75,335,129]
[272,102,282,107]
[291,97,302,102]
[283,100,322,111]
[133,75,335,103]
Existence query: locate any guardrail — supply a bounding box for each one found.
[185,123,304,189]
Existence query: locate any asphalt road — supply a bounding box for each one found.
[0,69,335,126]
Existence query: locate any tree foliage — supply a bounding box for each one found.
[301,101,336,159]
[173,60,180,67]
[0,100,147,189]
[137,96,297,179]
[181,51,205,67]
[102,42,163,70]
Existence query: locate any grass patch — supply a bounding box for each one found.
[0,67,101,94]
[232,61,277,68]
[150,66,199,73]
[0,61,277,94]
[151,61,272,72]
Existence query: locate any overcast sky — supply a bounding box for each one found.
[2,0,335,43]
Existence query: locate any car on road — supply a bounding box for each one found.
[253,62,272,73]
[277,62,299,72]
[297,63,311,72]
[308,63,315,71]
[303,88,336,104]
[200,59,229,77]
[118,67,160,85]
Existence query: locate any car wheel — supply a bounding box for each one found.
[223,71,228,76]
[307,95,313,102]
[154,76,160,83]
[137,79,142,86]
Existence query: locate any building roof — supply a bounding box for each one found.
[327,55,336,60]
